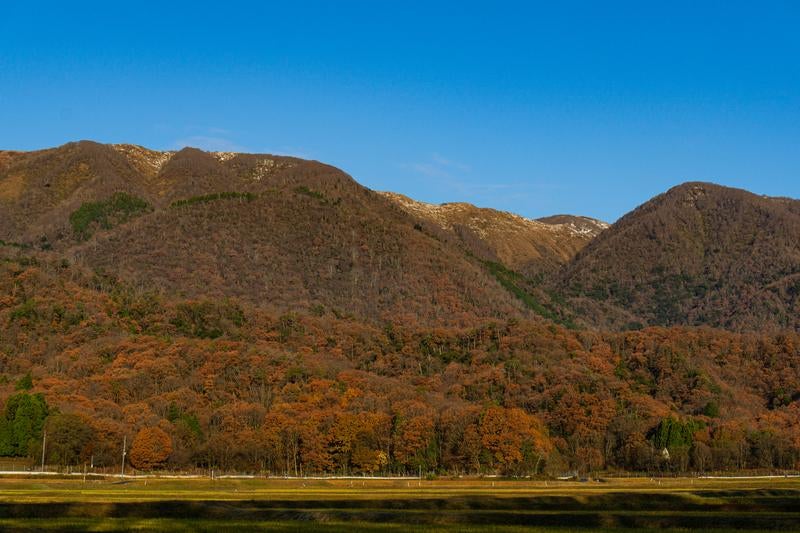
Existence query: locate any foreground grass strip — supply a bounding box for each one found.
[0,520,792,533]
[0,478,797,531]
[0,502,797,530]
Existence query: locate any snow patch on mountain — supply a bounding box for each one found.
[380,192,607,238]
[112,144,175,174]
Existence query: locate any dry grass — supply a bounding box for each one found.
[0,477,798,531]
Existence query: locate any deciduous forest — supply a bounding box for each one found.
[1,254,798,475]
[2,143,800,477]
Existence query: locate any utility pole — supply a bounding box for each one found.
[121,436,127,478]
[40,430,46,472]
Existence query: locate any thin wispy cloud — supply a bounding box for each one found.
[405,153,518,196]
[409,162,452,179]
[205,127,233,136]
[431,153,471,172]
[405,153,472,180]
[400,153,567,216]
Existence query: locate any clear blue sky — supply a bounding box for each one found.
[2,1,798,221]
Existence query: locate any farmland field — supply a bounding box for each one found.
[0,476,798,531]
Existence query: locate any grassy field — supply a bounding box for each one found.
[0,476,798,531]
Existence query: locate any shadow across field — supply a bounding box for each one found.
[1,490,798,530]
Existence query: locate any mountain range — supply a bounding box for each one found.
[2,141,800,475]
[3,141,798,332]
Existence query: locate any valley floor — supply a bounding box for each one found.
[0,477,798,531]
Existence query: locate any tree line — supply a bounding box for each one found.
[0,257,799,475]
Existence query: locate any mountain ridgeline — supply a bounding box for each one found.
[1,141,531,325]
[2,142,800,332]
[556,183,800,332]
[2,141,800,476]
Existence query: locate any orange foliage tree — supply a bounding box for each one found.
[480,406,551,474]
[129,426,173,470]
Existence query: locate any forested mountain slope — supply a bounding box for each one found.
[557,183,800,332]
[380,192,607,279]
[2,142,800,475]
[0,252,798,474]
[13,144,800,333]
[1,141,559,324]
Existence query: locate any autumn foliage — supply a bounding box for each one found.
[480,406,551,473]
[0,254,799,476]
[129,427,173,470]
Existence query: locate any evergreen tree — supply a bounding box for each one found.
[15,372,33,391]
[0,393,48,457]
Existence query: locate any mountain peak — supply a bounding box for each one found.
[379,191,605,278]
[558,180,800,331]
